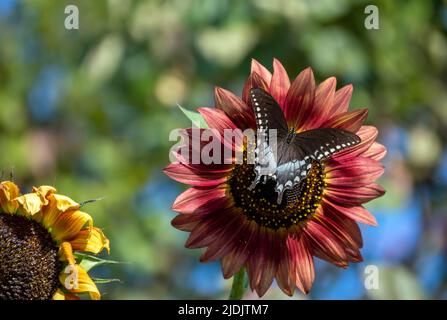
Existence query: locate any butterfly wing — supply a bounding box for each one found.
[288,128,361,163]
[250,88,288,134]
[249,88,289,188]
[274,128,361,203]
[248,88,361,205]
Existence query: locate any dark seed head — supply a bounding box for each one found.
[0,213,62,300]
[229,154,325,230]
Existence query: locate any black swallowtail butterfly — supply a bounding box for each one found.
[249,87,361,204]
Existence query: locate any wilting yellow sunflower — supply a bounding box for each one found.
[0,181,109,300]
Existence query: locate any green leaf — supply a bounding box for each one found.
[75,252,123,272]
[177,104,208,128]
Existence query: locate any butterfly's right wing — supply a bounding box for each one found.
[274,128,360,203]
[292,128,361,161]
[249,88,288,188]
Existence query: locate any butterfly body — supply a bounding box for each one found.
[249,88,361,204]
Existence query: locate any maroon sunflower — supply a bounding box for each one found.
[164,59,386,297]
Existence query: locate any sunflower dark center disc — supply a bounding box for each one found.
[229,160,325,230]
[0,213,62,300]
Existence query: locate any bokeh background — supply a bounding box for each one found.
[1,0,446,299]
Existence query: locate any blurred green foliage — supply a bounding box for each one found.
[0,0,446,299]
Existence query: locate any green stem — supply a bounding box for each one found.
[228,268,246,300]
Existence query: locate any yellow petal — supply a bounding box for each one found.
[52,288,80,300]
[59,264,100,300]
[59,241,76,265]
[70,227,110,254]
[15,193,43,216]
[32,185,57,206]
[53,194,79,212]
[52,289,66,300]
[0,181,20,214]
[41,194,80,230]
[52,210,93,242]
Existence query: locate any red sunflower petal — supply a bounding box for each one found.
[242,72,270,103]
[198,107,238,131]
[321,203,363,248]
[333,126,378,160]
[198,107,245,152]
[283,67,315,128]
[246,226,261,288]
[323,198,378,226]
[288,236,315,294]
[325,182,385,207]
[247,228,277,297]
[321,108,368,133]
[246,227,265,291]
[172,128,236,166]
[346,247,363,263]
[163,163,230,187]
[253,233,278,297]
[221,221,257,279]
[304,77,336,129]
[170,150,234,180]
[200,214,247,262]
[325,157,385,188]
[214,87,255,129]
[185,209,238,248]
[172,186,228,214]
[314,208,361,252]
[260,232,284,296]
[304,220,349,268]
[363,142,387,161]
[269,59,290,109]
[171,213,202,231]
[275,235,296,296]
[251,59,272,85]
[328,84,353,116]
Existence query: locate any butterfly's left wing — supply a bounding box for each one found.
[249,88,289,188]
[274,128,360,204]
